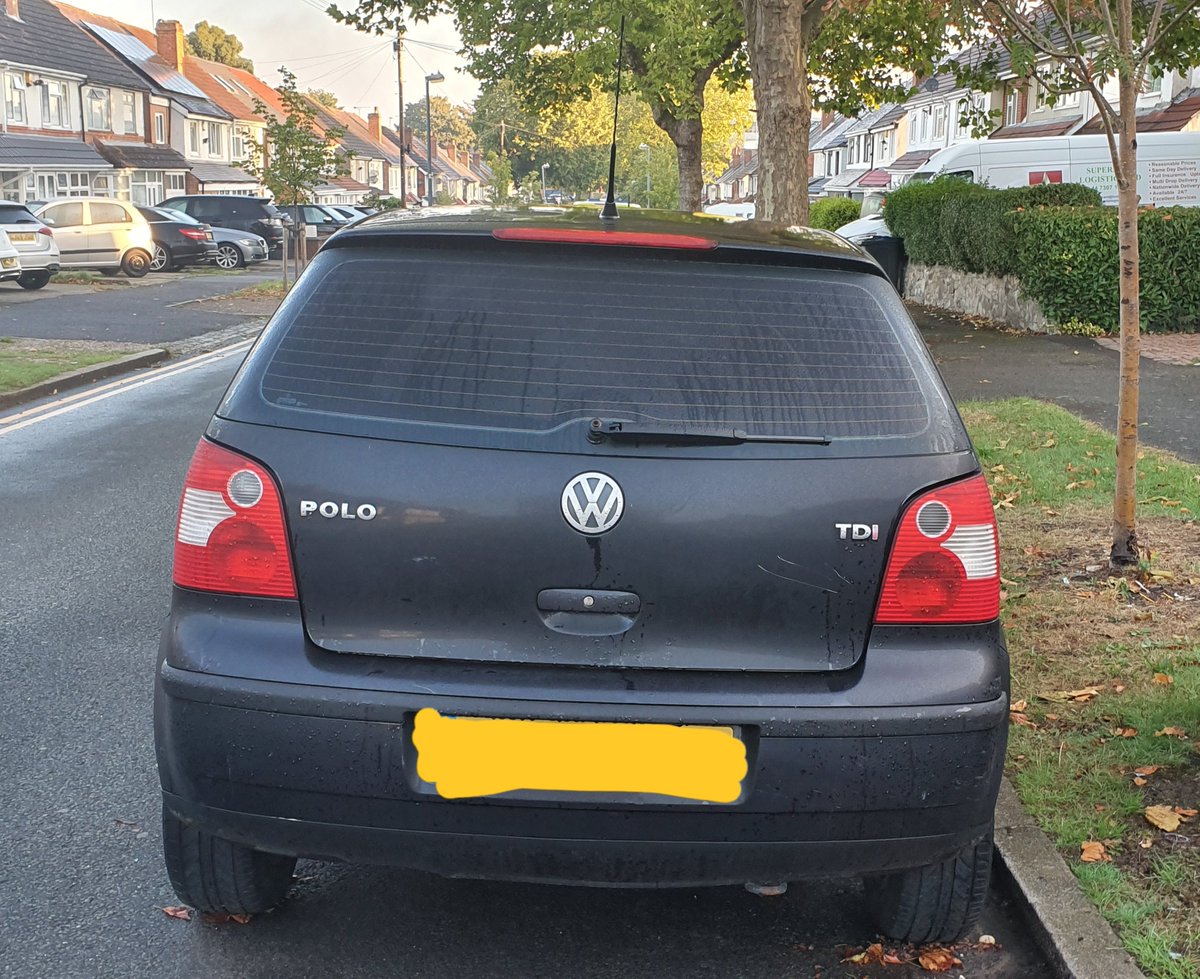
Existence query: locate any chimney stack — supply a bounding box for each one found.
[368,109,382,145]
[156,20,186,73]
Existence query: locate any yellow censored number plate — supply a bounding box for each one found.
[413,708,747,803]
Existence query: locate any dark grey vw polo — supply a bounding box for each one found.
[155,209,1007,943]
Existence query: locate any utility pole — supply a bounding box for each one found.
[499,119,505,153]
[395,30,407,207]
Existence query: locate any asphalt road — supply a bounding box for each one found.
[916,307,1200,463]
[0,266,281,345]
[0,351,1052,978]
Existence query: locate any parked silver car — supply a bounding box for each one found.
[210,226,270,269]
[0,229,21,283]
[33,197,154,277]
[0,202,60,289]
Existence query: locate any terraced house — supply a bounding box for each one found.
[0,0,153,202]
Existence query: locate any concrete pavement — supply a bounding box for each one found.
[914,307,1200,464]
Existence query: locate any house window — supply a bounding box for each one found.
[42,79,69,128]
[932,104,947,139]
[1005,86,1023,126]
[131,170,164,206]
[166,172,186,193]
[1142,67,1164,98]
[848,139,859,166]
[231,127,246,160]
[84,87,110,131]
[118,91,137,134]
[154,112,166,144]
[207,122,223,156]
[92,173,113,197]
[39,172,91,198]
[0,169,23,201]
[188,121,201,155]
[878,131,890,160]
[4,73,26,124]
[1059,89,1081,108]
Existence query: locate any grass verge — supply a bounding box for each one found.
[0,338,137,393]
[963,398,1200,979]
[223,280,289,302]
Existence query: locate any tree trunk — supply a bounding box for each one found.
[672,118,704,211]
[742,0,813,225]
[1111,0,1141,567]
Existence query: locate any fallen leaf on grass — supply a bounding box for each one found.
[1140,837,1154,849]
[1135,765,1161,777]
[918,947,963,972]
[1011,698,1028,712]
[1145,805,1183,832]
[1038,687,1101,704]
[979,935,996,945]
[1114,684,1127,694]
[1115,727,1138,738]
[1080,841,1111,862]
[1134,777,1148,786]
[1156,727,1188,738]
[1009,712,1039,729]
[1174,808,1198,819]
[1153,673,1175,686]
[201,912,253,925]
[161,906,192,921]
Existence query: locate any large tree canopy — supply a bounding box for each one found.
[332,0,747,211]
[404,95,476,148]
[186,20,254,72]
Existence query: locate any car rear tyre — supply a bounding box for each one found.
[215,243,244,270]
[150,243,173,273]
[862,831,992,944]
[99,268,120,277]
[162,807,296,915]
[17,271,51,290]
[122,249,151,278]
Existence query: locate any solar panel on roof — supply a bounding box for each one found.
[85,23,208,99]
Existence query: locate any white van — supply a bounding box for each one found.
[909,132,1200,206]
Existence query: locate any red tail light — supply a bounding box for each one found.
[172,439,296,599]
[492,228,717,249]
[179,228,209,241]
[875,474,999,624]
[38,226,53,237]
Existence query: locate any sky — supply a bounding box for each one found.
[74,0,479,126]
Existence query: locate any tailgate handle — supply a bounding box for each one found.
[536,589,641,615]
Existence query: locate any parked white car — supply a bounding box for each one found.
[32,197,154,277]
[0,201,61,290]
[0,228,21,283]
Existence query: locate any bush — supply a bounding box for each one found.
[808,196,862,231]
[1013,206,1200,333]
[885,178,1102,277]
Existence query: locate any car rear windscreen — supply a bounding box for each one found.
[257,244,931,440]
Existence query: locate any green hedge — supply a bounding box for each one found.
[1013,206,1200,332]
[808,196,861,231]
[885,178,1102,277]
[886,178,1200,332]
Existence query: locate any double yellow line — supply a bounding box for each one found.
[0,340,253,438]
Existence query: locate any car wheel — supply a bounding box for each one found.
[17,271,51,290]
[215,243,244,270]
[862,831,992,944]
[122,249,151,278]
[162,806,296,915]
[150,243,173,273]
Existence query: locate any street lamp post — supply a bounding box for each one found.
[638,143,651,207]
[424,71,444,207]
[540,162,549,203]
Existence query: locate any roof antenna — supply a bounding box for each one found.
[599,15,625,221]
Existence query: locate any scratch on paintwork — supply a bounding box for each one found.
[826,564,853,586]
[756,564,837,594]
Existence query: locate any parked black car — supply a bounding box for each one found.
[156,209,1007,944]
[136,206,218,272]
[276,203,348,239]
[158,195,287,256]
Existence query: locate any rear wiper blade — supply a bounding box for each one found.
[588,418,831,445]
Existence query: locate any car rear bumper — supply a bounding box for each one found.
[11,250,58,272]
[156,595,1008,886]
[169,241,219,266]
